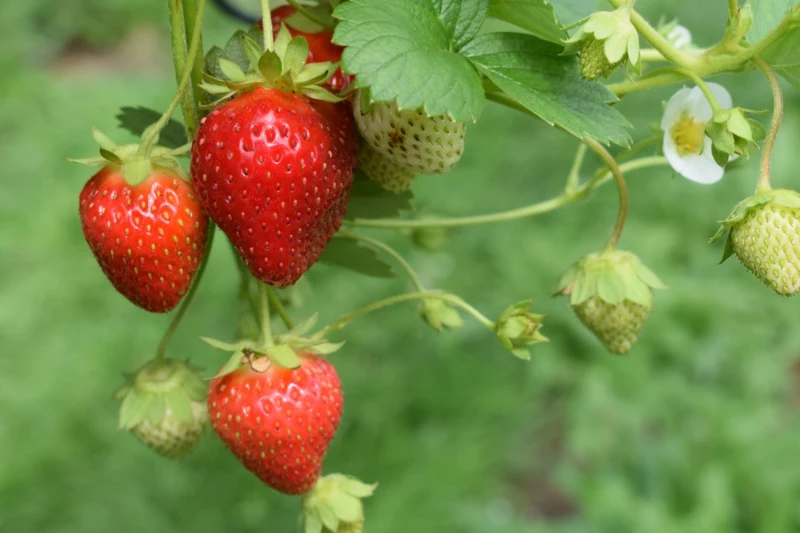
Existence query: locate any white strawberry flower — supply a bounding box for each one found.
[661,83,733,184]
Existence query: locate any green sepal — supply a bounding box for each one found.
[303,341,345,356]
[284,36,310,77]
[92,127,118,151]
[302,474,377,533]
[147,396,167,424]
[259,51,283,81]
[117,358,208,429]
[266,344,302,369]
[710,191,783,241]
[200,336,248,352]
[494,300,547,359]
[119,388,152,429]
[720,231,735,264]
[218,58,247,82]
[556,249,664,307]
[214,350,246,378]
[419,299,463,332]
[165,388,194,424]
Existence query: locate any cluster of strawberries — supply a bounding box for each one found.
[76,6,472,528]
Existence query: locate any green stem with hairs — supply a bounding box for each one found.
[350,157,666,230]
[258,282,274,346]
[565,143,587,193]
[754,56,784,192]
[583,137,629,251]
[182,0,206,126]
[314,291,495,339]
[335,231,425,292]
[677,68,723,112]
[155,224,216,362]
[267,287,295,330]
[140,0,205,157]
[261,0,274,52]
[728,0,739,18]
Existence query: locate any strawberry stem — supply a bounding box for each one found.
[155,223,217,362]
[314,291,494,339]
[258,282,275,347]
[335,231,425,292]
[564,143,587,194]
[140,0,206,157]
[286,0,335,30]
[584,137,629,252]
[261,0,274,53]
[267,287,294,330]
[754,56,783,192]
[348,155,665,230]
[676,68,724,113]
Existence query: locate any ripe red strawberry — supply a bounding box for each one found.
[207,352,343,494]
[190,87,357,287]
[79,166,209,312]
[258,6,353,93]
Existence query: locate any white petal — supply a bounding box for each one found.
[683,86,714,122]
[667,137,725,184]
[667,25,692,49]
[661,87,693,130]
[706,82,733,110]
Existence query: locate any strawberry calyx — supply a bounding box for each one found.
[202,313,343,379]
[199,24,342,107]
[301,474,377,533]
[114,358,207,430]
[69,128,188,186]
[493,299,548,360]
[710,189,800,263]
[555,249,666,308]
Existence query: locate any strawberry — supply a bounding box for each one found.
[573,297,649,355]
[353,91,466,175]
[79,165,209,312]
[357,142,416,192]
[555,250,665,355]
[116,359,208,459]
[208,352,343,494]
[712,189,800,296]
[578,37,619,80]
[191,87,357,287]
[257,6,353,93]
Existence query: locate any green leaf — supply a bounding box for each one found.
[333,0,486,122]
[487,0,565,44]
[267,344,302,369]
[345,170,414,219]
[165,389,194,423]
[115,106,188,149]
[462,32,631,146]
[762,27,800,89]
[319,237,395,279]
[749,0,794,42]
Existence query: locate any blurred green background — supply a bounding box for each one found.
[3,1,800,532]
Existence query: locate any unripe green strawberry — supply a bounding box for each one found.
[555,250,665,355]
[353,92,466,174]
[573,297,649,355]
[357,142,416,192]
[115,359,208,459]
[579,37,619,80]
[301,474,376,533]
[712,189,800,296]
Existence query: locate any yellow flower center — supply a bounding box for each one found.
[670,113,706,156]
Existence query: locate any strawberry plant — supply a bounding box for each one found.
[67,0,800,530]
